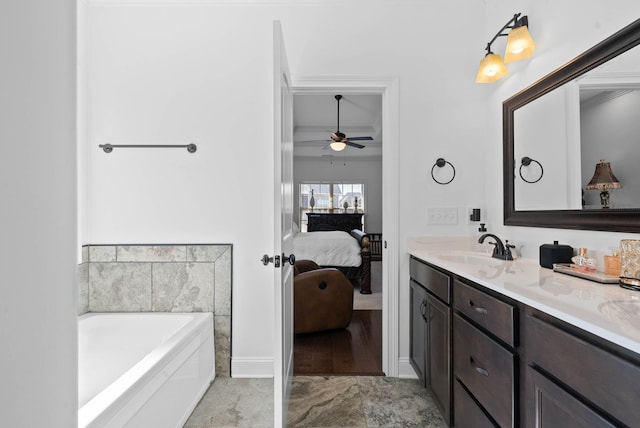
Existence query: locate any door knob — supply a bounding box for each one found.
[282,253,296,266]
[261,254,281,267]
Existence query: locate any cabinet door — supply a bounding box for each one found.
[524,314,640,427]
[427,293,451,425]
[410,280,428,385]
[527,367,616,428]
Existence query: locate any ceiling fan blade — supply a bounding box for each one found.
[346,136,374,141]
[345,141,365,149]
[296,139,331,143]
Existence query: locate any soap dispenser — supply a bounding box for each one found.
[539,241,574,269]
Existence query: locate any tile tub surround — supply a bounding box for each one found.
[408,236,640,355]
[77,244,231,377]
[78,246,89,315]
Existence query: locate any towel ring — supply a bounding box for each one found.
[519,156,543,183]
[431,158,456,185]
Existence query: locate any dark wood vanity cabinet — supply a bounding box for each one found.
[409,257,452,425]
[409,255,640,427]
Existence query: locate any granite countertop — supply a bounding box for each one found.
[408,236,640,355]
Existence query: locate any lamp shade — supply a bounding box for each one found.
[504,25,536,63]
[329,141,347,151]
[476,53,508,83]
[586,160,621,190]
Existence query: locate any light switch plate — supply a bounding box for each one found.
[427,207,458,225]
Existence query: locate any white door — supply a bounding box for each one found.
[273,20,294,428]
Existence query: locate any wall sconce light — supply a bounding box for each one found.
[586,159,621,208]
[476,13,536,83]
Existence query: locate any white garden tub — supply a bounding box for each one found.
[78,312,215,428]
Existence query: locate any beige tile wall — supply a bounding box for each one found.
[78,244,232,377]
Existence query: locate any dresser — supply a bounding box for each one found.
[306,213,363,232]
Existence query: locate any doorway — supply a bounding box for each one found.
[290,77,399,377]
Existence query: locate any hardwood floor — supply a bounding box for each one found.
[293,310,383,376]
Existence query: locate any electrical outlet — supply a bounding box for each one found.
[427,207,458,225]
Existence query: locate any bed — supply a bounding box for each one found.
[293,222,371,294]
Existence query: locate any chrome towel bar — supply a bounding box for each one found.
[99,143,197,153]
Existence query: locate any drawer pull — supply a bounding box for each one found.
[470,357,489,377]
[420,300,428,321]
[469,300,488,315]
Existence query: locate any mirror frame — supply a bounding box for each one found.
[503,18,640,233]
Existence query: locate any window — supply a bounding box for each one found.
[299,182,364,232]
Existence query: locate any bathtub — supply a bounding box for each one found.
[78,312,215,428]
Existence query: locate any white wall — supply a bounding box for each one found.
[293,157,383,232]
[482,0,640,262]
[83,0,640,377]
[85,3,278,375]
[83,0,487,376]
[0,1,78,426]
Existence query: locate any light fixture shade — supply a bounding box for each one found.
[586,160,621,190]
[504,25,536,63]
[476,53,508,83]
[329,141,347,151]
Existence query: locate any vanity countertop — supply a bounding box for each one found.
[408,236,640,355]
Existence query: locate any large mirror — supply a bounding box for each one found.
[504,18,640,232]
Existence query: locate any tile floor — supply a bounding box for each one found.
[184,376,447,428]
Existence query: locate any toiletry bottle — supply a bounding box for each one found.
[571,248,597,272]
[604,247,621,276]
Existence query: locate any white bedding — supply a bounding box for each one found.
[293,230,362,267]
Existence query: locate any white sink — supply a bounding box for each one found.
[433,252,497,265]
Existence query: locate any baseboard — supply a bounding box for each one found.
[231,357,415,379]
[231,357,274,378]
[397,358,418,379]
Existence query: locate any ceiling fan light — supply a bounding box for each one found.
[330,141,347,151]
[504,25,535,63]
[476,53,508,83]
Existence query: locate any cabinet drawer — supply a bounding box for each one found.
[410,257,450,303]
[525,314,640,428]
[454,314,515,428]
[454,280,516,346]
[453,380,496,428]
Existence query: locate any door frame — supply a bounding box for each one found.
[290,75,400,376]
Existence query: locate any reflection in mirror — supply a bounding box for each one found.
[514,47,640,211]
[580,81,640,209]
[514,87,577,210]
[504,18,640,232]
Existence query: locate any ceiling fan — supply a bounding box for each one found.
[300,94,374,151]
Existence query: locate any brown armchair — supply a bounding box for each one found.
[294,260,354,334]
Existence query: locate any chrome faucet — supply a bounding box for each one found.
[478,233,515,261]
